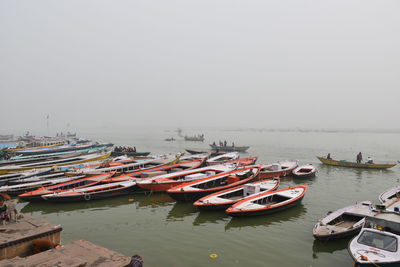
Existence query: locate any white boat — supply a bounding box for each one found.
[292,164,317,178]
[193,178,280,210]
[348,212,400,266]
[313,201,375,240]
[379,186,400,205]
[206,152,239,165]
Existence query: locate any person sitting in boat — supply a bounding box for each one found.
[213,141,216,146]
[326,153,332,160]
[367,157,373,164]
[232,142,235,147]
[133,146,136,152]
[129,254,143,267]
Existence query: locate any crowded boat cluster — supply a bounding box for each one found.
[1,134,400,266]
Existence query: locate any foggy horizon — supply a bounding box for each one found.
[1,0,399,134]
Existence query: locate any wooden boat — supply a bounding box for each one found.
[7,142,64,151]
[206,152,239,165]
[226,185,307,217]
[292,164,317,178]
[165,138,175,142]
[379,186,400,204]
[167,165,261,202]
[4,172,66,186]
[313,201,375,241]
[184,135,204,142]
[104,158,208,185]
[259,160,298,179]
[41,180,137,202]
[18,172,115,201]
[0,151,87,167]
[14,143,111,156]
[0,175,85,196]
[136,165,234,192]
[348,213,400,266]
[0,168,52,184]
[110,151,150,157]
[209,144,249,153]
[0,152,111,174]
[193,178,280,210]
[317,156,397,169]
[72,154,181,175]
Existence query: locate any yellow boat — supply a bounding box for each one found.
[317,156,397,169]
[7,142,65,151]
[0,152,111,174]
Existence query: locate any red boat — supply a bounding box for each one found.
[193,178,280,210]
[136,165,234,192]
[18,172,115,201]
[167,165,261,202]
[258,160,298,179]
[226,185,307,217]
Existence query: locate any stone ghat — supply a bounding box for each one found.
[0,239,131,267]
[0,214,62,260]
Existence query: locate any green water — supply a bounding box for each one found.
[17,129,400,267]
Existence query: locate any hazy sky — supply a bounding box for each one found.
[1,0,399,134]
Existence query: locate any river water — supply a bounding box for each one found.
[17,128,400,267]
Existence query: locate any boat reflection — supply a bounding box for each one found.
[224,204,306,231]
[134,193,175,208]
[20,194,136,215]
[192,210,229,226]
[312,238,349,259]
[166,201,197,222]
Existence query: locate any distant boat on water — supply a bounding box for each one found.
[317,156,396,169]
[184,134,204,142]
[209,144,249,153]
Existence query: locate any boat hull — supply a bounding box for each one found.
[317,157,396,169]
[227,195,304,217]
[42,186,135,202]
[313,227,362,241]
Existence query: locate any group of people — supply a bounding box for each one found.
[326,152,373,164]
[114,146,136,153]
[213,141,235,147]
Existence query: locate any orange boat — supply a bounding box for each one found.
[136,165,234,192]
[18,172,115,201]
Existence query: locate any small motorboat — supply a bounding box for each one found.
[317,156,397,169]
[42,180,137,202]
[259,160,298,179]
[167,165,261,202]
[348,213,400,266]
[193,178,280,210]
[206,152,239,165]
[292,164,317,178]
[226,185,307,217]
[136,165,233,192]
[313,201,375,241]
[18,172,115,201]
